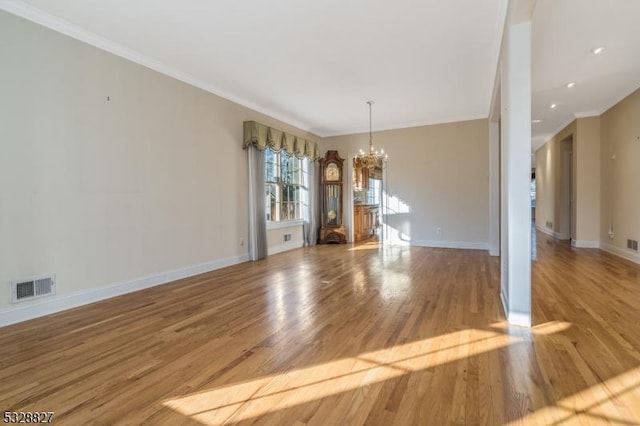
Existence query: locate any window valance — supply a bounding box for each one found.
[243,121,320,161]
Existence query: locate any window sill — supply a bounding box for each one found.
[267,219,305,230]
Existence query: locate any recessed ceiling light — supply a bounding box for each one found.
[591,46,605,55]
[532,119,542,123]
[566,82,576,88]
[550,103,557,109]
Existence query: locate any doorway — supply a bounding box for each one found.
[560,137,574,241]
[351,157,384,243]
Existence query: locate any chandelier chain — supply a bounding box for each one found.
[357,100,387,170]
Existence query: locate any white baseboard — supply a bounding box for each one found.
[500,290,508,320]
[535,226,572,241]
[507,311,531,327]
[411,240,489,250]
[553,231,569,240]
[0,254,249,328]
[500,291,531,327]
[600,242,640,266]
[535,225,555,238]
[268,241,304,255]
[571,240,600,248]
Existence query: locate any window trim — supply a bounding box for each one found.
[265,149,308,223]
[266,219,305,230]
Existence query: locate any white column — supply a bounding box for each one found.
[500,19,532,327]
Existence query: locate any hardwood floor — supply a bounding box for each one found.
[1,234,639,425]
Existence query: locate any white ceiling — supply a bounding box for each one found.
[2,0,639,146]
[0,0,507,136]
[532,0,640,150]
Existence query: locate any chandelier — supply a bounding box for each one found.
[357,100,388,170]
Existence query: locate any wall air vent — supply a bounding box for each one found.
[12,275,56,303]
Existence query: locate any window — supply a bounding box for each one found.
[265,148,308,222]
[368,178,381,205]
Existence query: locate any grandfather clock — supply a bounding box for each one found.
[319,150,347,244]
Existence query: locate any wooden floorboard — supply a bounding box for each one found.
[1,233,639,425]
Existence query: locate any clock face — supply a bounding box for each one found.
[327,210,337,220]
[325,163,340,181]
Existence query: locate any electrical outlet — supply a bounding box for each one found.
[283,233,292,242]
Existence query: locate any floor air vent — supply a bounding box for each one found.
[12,275,56,303]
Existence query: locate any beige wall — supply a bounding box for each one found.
[600,88,640,261]
[324,119,489,248]
[535,120,575,239]
[535,142,553,233]
[575,117,601,244]
[535,117,601,246]
[267,225,304,255]
[0,11,318,316]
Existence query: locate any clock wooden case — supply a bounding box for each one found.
[319,150,347,244]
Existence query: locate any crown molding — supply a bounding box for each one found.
[544,115,577,143]
[597,83,640,116]
[320,113,488,138]
[0,0,316,137]
[573,111,600,118]
[1,0,534,140]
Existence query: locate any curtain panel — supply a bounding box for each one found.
[244,121,321,255]
[304,159,319,246]
[247,146,267,261]
[243,121,320,161]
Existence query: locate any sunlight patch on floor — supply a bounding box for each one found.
[162,327,520,425]
[489,320,572,336]
[507,366,640,425]
[349,241,383,251]
[530,320,572,335]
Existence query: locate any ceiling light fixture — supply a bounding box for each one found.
[591,46,605,55]
[532,119,542,123]
[357,101,387,170]
[566,82,576,88]
[550,103,557,109]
